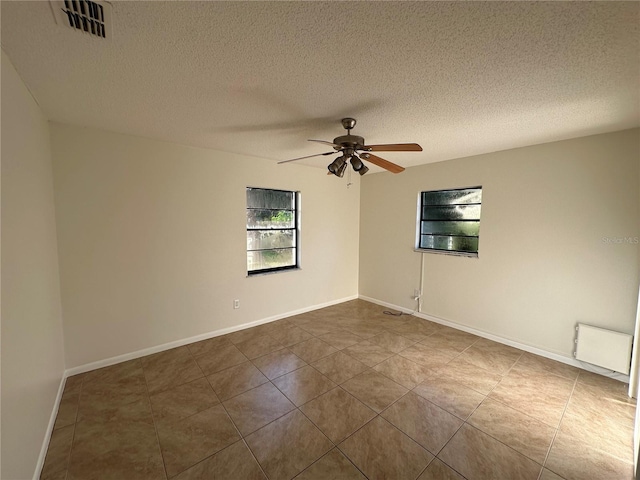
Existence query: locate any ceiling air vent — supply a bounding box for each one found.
[50,0,112,40]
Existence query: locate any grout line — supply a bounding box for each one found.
[240,437,270,480]
[539,374,579,478]
[139,369,171,480]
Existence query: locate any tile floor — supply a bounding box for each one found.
[40,300,636,480]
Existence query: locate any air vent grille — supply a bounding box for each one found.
[50,0,112,40]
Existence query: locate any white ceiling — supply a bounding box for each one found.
[1,1,639,172]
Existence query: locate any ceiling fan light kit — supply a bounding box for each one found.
[278,118,423,177]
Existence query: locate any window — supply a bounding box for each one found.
[417,186,482,256]
[246,187,299,274]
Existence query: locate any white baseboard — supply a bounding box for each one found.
[65,294,358,376]
[33,375,66,480]
[359,295,631,384]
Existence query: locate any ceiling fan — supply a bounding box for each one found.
[278,118,422,177]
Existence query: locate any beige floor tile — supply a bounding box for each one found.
[235,334,284,360]
[173,440,266,480]
[82,358,143,384]
[54,393,80,430]
[398,343,456,369]
[341,369,408,413]
[223,382,295,435]
[52,375,86,431]
[149,377,219,425]
[194,344,248,375]
[418,458,465,480]
[272,365,335,406]
[207,361,268,400]
[391,331,431,343]
[467,398,555,464]
[312,351,369,384]
[413,376,485,420]
[77,368,149,423]
[81,363,147,395]
[545,432,634,480]
[186,334,232,357]
[227,326,270,345]
[260,322,294,338]
[368,331,416,353]
[438,424,541,480]
[300,387,376,443]
[567,381,635,428]
[79,395,155,428]
[246,410,333,480]
[63,373,86,396]
[473,337,522,356]
[381,391,463,454]
[41,470,68,480]
[294,449,366,480]
[317,331,363,350]
[343,341,395,367]
[141,346,204,394]
[539,468,565,480]
[269,326,315,347]
[68,406,165,480]
[343,322,387,339]
[299,321,344,336]
[515,352,579,380]
[435,356,502,395]
[373,354,438,389]
[156,404,241,477]
[339,416,433,480]
[419,329,479,355]
[289,338,339,363]
[577,369,630,393]
[489,367,574,427]
[389,319,439,338]
[559,407,633,462]
[252,348,307,380]
[41,424,75,479]
[457,338,522,374]
[287,312,316,327]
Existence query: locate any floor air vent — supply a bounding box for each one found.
[50,0,112,39]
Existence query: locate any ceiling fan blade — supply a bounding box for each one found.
[309,139,339,148]
[361,153,405,173]
[278,151,335,164]
[363,143,423,152]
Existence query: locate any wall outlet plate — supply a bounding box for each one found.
[233,299,239,309]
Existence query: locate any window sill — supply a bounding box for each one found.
[414,248,478,258]
[247,267,301,277]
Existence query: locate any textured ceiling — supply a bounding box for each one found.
[1,1,639,172]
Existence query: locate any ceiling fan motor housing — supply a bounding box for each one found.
[332,135,365,151]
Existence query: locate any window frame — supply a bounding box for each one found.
[415,186,482,258]
[246,187,300,276]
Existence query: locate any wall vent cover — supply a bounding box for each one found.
[50,0,112,40]
[574,323,633,375]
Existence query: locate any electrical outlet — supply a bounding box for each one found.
[414,289,421,298]
[233,299,240,309]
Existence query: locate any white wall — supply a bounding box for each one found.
[1,51,66,479]
[360,129,640,359]
[50,123,360,368]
